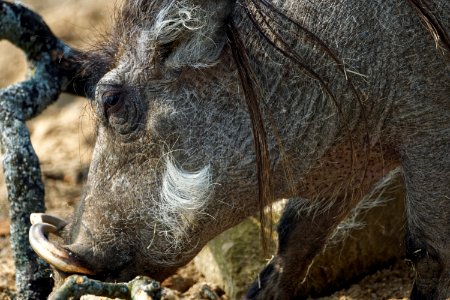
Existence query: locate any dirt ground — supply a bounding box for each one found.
[0,1,415,299]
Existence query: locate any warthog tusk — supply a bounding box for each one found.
[29,221,94,275]
[30,213,68,230]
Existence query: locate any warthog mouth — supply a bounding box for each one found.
[29,213,95,275]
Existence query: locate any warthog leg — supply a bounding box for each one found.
[401,135,450,300]
[246,197,357,299]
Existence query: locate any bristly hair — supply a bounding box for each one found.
[77,0,164,99]
[406,0,450,58]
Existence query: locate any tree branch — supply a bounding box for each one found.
[0,1,89,298]
[49,275,221,300]
[49,275,163,300]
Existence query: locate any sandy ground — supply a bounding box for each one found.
[0,1,415,299]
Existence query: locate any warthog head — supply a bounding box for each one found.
[31,0,279,282]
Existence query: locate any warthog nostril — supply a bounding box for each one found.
[29,213,95,275]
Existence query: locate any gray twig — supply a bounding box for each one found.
[49,275,162,300]
[0,1,87,299]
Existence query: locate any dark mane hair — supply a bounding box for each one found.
[407,0,450,57]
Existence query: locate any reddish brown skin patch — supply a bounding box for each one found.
[296,140,400,201]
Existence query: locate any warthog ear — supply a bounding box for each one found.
[153,0,236,68]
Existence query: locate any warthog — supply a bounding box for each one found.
[29,0,449,298]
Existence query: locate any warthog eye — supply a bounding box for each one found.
[96,85,144,138]
[102,91,124,118]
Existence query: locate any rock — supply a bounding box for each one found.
[162,274,196,294]
[195,217,272,299]
[195,174,405,298]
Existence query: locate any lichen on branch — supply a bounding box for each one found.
[49,275,163,300]
[0,1,87,298]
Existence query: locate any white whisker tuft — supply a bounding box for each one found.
[147,157,213,259]
[161,159,212,214]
